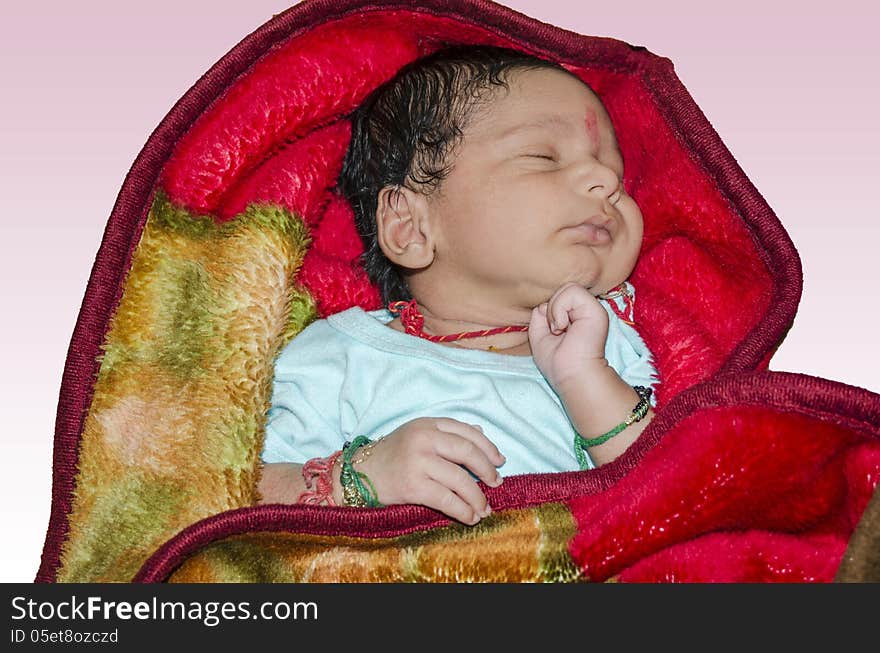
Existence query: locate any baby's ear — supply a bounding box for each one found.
[376,185,436,269]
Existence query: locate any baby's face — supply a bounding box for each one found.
[426,67,643,303]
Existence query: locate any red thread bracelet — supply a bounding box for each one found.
[298,450,342,506]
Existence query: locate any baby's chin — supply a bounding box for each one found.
[544,259,632,296]
[590,279,630,296]
[518,265,634,306]
[585,264,637,296]
[563,274,630,298]
[526,279,605,306]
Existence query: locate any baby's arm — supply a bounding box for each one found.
[256,461,347,505]
[555,362,654,466]
[257,463,307,504]
[530,282,656,466]
[256,418,505,524]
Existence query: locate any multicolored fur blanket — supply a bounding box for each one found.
[37,0,880,583]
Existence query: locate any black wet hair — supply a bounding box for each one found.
[336,44,583,305]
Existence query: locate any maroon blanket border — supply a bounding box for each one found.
[36,0,802,582]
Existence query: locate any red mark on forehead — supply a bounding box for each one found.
[584,109,600,151]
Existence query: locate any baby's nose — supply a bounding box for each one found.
[586,165,620,198]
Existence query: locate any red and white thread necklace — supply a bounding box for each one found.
[387,282,634,348]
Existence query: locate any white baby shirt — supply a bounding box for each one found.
[261,281,660,477]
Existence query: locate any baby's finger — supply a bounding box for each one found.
[418,477,482,525]
[547,283,591,333]
[434,418,505,469]
[529,304,553,339]
[425,460,492,520]
[547,285,580,333]
[431,430,503,488]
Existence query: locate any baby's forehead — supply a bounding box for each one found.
[472,103,619,153]
[475,76,615,135]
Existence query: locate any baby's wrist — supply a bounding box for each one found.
[297,450,343,506]
[330,456,345,506]
[339,437,384,508]
[553,357,612,396]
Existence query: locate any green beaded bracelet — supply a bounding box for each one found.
[340,436,383,508]
[574,385,653,470]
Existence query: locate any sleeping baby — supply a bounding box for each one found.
[257,44,660,525]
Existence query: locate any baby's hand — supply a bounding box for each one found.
[529,282,609,390]
[352,417,505,525]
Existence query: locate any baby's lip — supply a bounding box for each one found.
[579,213,612,231]
[564,214,614,243]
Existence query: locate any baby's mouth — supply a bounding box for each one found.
[564,215,613,244]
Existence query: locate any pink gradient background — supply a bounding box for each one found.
[2,1,877,582]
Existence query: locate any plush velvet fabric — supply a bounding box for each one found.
[37,0,879,583]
